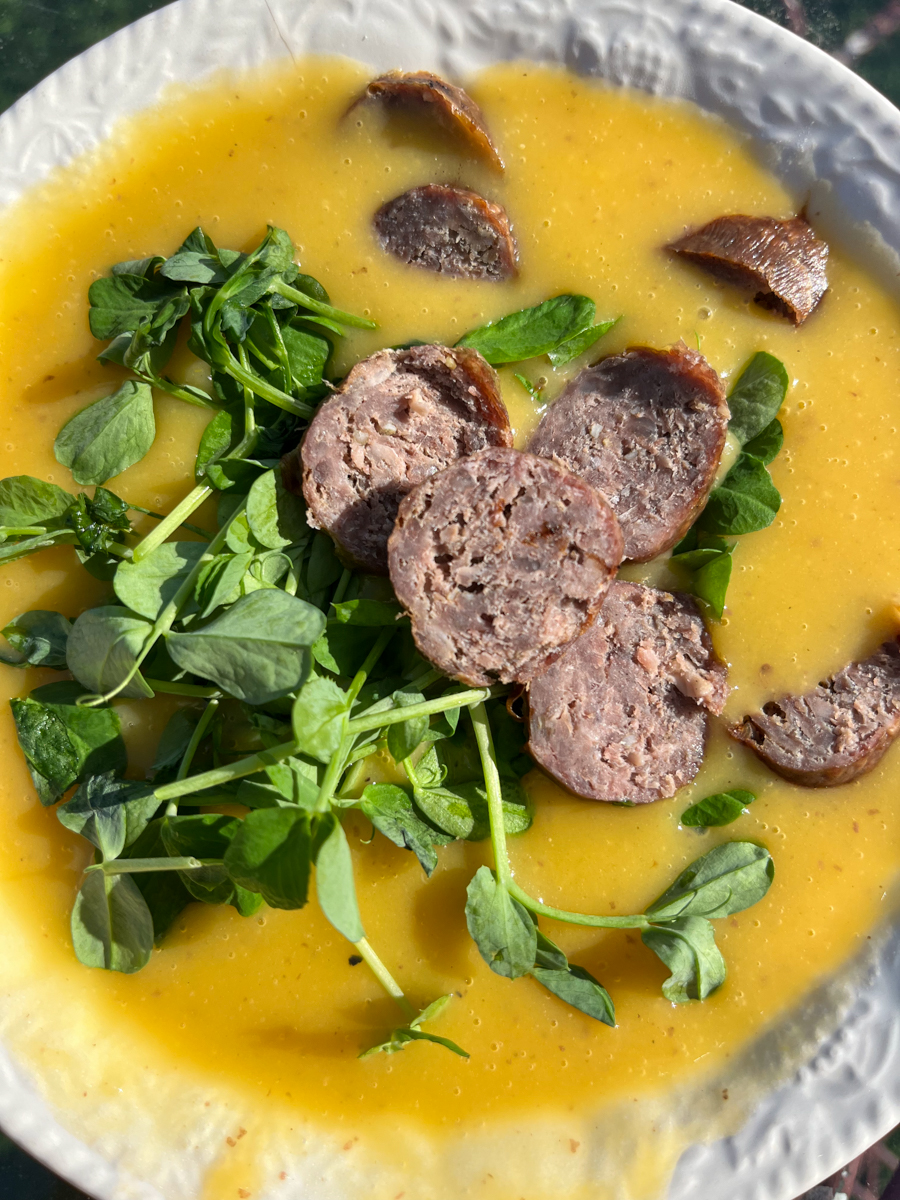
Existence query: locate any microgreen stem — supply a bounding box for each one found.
[471,703,652,931]
[86,856,207,875]
[225,350,314,417]
[505,881,650,930]
[148,373,217,410]
[133,483,214,562]
[345,687,497,737]
[332,568,351,606]
[153,738,298,804]
[269,278,377,330]
[84,500,247,706]
[127,503,213,541]
[353,937,416,1020]
[166,698,220,815]
[315,627,395,812]
[144,679,223,698]
[470,701,511,887]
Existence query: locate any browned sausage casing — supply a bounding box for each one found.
[729,638,900,786]
[374,185,518,281]
[287,344,511,575]
[388,446,624,686]
[527,581,728,804]
[667,214,828,325]
[352,71,504,169]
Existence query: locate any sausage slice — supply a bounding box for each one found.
[289,345,511,574]
[729,639,900,787]
[388,446,624,686]
[352,71,504,170]
[527,344,728,563]
[374,185,517,281]
[527,581,728,804]
[667,214,828,325]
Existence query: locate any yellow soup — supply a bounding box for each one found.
[1,56,899,1200]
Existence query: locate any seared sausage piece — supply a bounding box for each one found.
[388,446,623,686]
[374,185,517,281]
[729,639,900,787]
[527,344,728,563]
[352,71,504,169]
[527,581,728,804]
[667,214,828,325]
[289,344,511,574]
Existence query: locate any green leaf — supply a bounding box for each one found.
[71,869,153,973]
[456,295,597,365]
[531,958,615,1025]
[386,689,429,762]
[67,487,132,557]
[281,325,330,389]
[697,452,781,536]
[88,272,184,341]
[166,590,324,705]
[246,469,310,550]
[360,994,469,1059]
[54,381,156,486]
[331,599,402,626]
[726,351,789,446]
[530,929,615,1025]
[514,373,543,402]
[314,814,364,941]
[359,782,451,876]
[58,773,159,859]
[10,687,126,805]
[223,807,312,909]
[121,818,192,942]
[195,409,237,485]
[1,610,71,668]
[0,475,72,528]
[645,841,774,921]
[742,418,783,465]
[681,789,755,828]
[264,758,320,809]
[454,778,533,842]
[413,784,474,839]
[691,546,733,620]
[66,606,154,700]
[642,915,726,1003]
[161,813,256,910]
[546,317,619,366]
[291,676,348,763]
[114,541,207,620]
[193,551,253,617]
[158,227,235,285]
[465,865,537,979]
[151,709,199,778]
[306,530,343,593]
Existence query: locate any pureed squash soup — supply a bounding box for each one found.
[1,54,900,1200]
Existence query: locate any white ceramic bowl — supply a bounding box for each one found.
[3,2,900,1198]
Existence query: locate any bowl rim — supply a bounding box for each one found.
[3,1,900,1198]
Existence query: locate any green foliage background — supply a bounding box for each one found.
[0,0,899,114]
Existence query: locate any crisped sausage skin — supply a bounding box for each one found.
[729,639,900,786]
[374,185,517,281]
[667,214,828,325]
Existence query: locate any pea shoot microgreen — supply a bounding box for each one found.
[0,227,776,1060]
